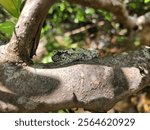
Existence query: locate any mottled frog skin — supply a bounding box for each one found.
[52,48,99,65]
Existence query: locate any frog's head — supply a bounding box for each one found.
[52,50,71,62]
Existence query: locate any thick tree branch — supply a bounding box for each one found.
[3,0,54,63]
[0,46,149,112]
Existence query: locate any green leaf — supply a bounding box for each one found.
[68,7,73,13]
[0,21,15,38]
[85,8,95,15]
[59,3,65,11]
[129,3,137,9]
[0,0,22,18]
[104,13,112,21]
[98,10,112,21]
[144,0,150,3]
[75,10,85,22]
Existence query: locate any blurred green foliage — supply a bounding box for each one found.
[0,21,15,38]
[127,0,150,15]
[0,0,22,41]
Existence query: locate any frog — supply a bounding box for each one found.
[51,48,99,65]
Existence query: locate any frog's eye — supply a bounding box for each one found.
[61,53,68,58]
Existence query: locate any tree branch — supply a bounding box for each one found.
[70,0,137,28]
[0,46,149,112]
[3,0,54,63]
[70,0,150,45]
[137,12,150,46]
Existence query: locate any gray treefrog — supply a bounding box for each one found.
[52,48,99,65]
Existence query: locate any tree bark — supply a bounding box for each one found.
[0,0,150,112]
[3,0,54,64]
[0,46,150,112]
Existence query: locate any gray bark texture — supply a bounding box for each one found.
[0,0,150,112]
[0,46,150,112]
